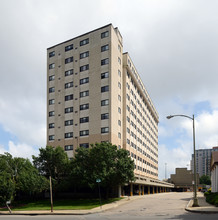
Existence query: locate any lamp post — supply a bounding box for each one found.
[166,114,199,207]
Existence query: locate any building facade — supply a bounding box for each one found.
[47,24,159,180]
[211,151,218,192]
[170,168,199,192]
[191,147,218,177]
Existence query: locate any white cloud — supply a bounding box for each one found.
[8,141,38,159]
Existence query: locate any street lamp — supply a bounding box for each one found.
[166,114,199,207]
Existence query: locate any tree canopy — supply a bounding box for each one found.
[32,146,70,182]
[71,142,135,189]
[199,175,211,185]
[0,153,49,205]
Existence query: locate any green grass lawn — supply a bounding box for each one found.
[4,198,123,211]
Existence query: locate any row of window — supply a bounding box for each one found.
[49,126,109,141]
[48,99,109,117]
[49,57,109,70]
[49,70,109,83]
[49,31,109,58]
[49,113,109,128]
[49,86,109,105]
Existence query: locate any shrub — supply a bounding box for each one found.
[205,192,218,207]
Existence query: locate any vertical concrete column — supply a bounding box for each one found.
[139,185,141,195]
[152,186,155,194]
[142,185,144,195]
[148,186,150,194]
[130,183,133,196]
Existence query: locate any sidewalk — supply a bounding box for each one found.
[185,192,218,214]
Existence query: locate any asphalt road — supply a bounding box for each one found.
[1,192,218,220]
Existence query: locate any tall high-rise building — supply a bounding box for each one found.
[47,24,159,180]
[191,147,218,177]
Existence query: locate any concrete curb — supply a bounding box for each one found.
[185,198,218,214]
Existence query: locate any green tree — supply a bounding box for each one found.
[71,142,135,191]
[32,146,70,185]
[15,158,49,195]
[200,175,211,185]
[0,153,48,204]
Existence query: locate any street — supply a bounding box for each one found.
[1,192,218,220]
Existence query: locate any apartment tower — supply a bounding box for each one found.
[47,24,159,179]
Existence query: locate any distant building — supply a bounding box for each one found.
[170,168,199,192]
[191,147,218,177]
[211,151,218,192]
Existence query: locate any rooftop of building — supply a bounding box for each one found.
[47,23,119,50]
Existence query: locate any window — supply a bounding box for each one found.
[118,107,121,113]
[101,31,109,38]
[65,94,73,101]
[49,75,55,81]
[65,69,73,76]
[65,120,73,126]
[118,57,121,64]
[49,111,55,117]
[118,70,121,77]
[101,127,109,133]
[80,103,89,110]
[49,123,55,129]
[80,143,89,148]
[118,44,121,52]
[65,81,73,89]
[101,72,109,79]
[101,113,109,120]
[49,87,55,93]
[65,132,73,138]
[49,99,55,105]
[49,135,54,141]
[65,107,73,113]
[118,95,121,101]
[118,120,121,126]
[118,82,121,89]
[65,145,73,151]
[101,86,109,93]
[127,139,130,144]
[80,117,89,123]
[118,132,121,139]
[80,38,89,46]
[101,58,109,65]
[49,63,55,69]
[65,56,73,64]
[80,64,89,72]
[80,90,89,98]
[127,128,130,133]
[80,130,89,136]
[80,51,89,59]
[65,44,73,51]
[101,99,109,106]
[80,77,89,85]
[49,51,55,58]
[101,44,109,52]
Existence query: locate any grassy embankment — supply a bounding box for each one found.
[0,198,123,211]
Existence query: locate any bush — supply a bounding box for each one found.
[205,192,218,207]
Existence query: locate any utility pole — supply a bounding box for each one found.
[165,163,167,179]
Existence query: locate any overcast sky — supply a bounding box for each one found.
[0,0,218,180]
